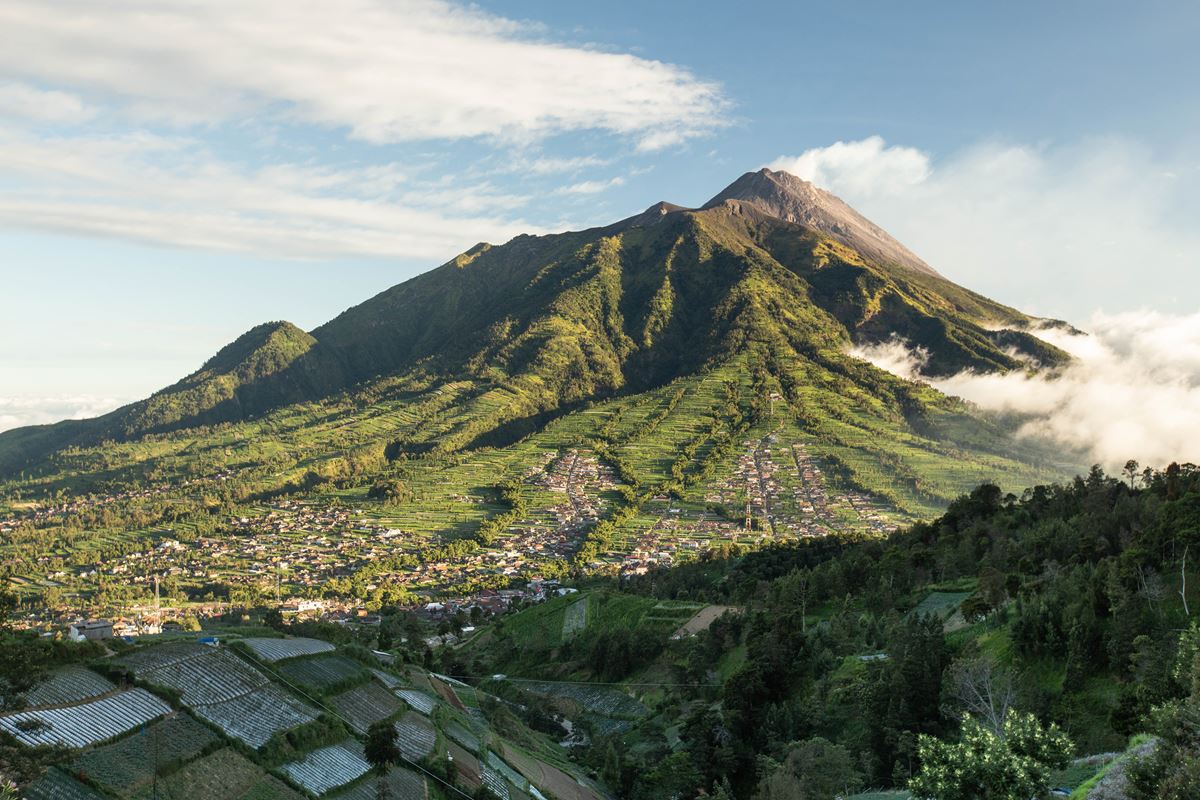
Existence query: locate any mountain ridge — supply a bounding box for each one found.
[0,169,1069,478]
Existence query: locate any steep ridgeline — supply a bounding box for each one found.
[0,169,1069,477]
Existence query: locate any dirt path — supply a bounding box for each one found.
[671,605,739,639]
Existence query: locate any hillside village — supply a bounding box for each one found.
[1,435,905,637]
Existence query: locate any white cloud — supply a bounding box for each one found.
[0,395,130,433]
[0,126,547,259]
[0,0,727,149]
[770,136,930,197]
[0,81,94,124]
[556,177,626,195]
[769,136,1200,320]
[851,311,1200,470]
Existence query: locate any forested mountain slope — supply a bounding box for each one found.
[0,169,1069,479]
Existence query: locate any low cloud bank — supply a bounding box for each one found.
[0,395,129,433]
[851,311,1200,470]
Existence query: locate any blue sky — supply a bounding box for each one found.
[1,0,1198,430]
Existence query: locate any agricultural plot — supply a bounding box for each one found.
[229,775,305,800]
[393,711,437,761]
[0,688,170,748]
[396,688,437,715]
[444,719,481,753]
[24,666,115,708]
[911,591,970,620]
[481,764,510,800]
[329,682,405,734]
[22,768,106,800]
[126,645,270,705]
[242,637,335,662]
[278,654,366,692]
[194,684,319,749]
[498,744,606,800]
[369,669,406,689]
[560,597,589,639]
[72,713,219,796]
[329,767,426,800]
[520,682,648,721]
[121,642,320,748]
[671,605,737,639]
[144,748,304,800]
[280,740,371,796]
[486,751,529,792]
[447,741,482,790]
[429,675,465,711]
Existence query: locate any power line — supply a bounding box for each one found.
[441,673,721,688]
[236,652,475,800]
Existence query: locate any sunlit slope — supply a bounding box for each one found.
[0,169,1074,504]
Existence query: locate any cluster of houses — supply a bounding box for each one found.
[528,449,619,533]
[7,469,241,526]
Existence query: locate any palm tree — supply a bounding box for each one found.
[364,720,401,800]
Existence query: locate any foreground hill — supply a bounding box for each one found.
[452,465,1200,799]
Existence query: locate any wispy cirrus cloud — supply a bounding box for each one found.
[0,126,546,260]
[0,0,728,150]
[0,1,722,261]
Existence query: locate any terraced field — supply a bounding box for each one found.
[0,688,170,748]
[329,681,405,734]
[193,685,319,748]
[560,597,589,639]
[23,666,115,708]
[121,643,320,748]
[396,688,437,715]
[329,767,427,800]
[241,637,335,662]
[144,748,304,800]
[22,768,107,800]
[280,740,371,795]
[393,711,437,761]
[72,713,219,796]
[277,654,366,692]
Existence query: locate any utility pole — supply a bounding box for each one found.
[154,575,160,625]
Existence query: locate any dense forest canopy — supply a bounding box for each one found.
[434,462,1200,798]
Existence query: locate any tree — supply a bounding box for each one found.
[364,720,401,800]
[1124,460,1141,489]
[754,737,863,800]
[942,657,1015,736]
[908,712,1071,800]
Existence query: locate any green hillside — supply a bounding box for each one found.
[0,169,1084,617]
[0,169,1070,476]
[448,465,1200,799]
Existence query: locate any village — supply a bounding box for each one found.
[2,441,901,634]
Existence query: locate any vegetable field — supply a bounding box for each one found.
[277,654,366,692]
[22,769,106,800]
[329,682,405,734]
[280,740,371,795]
[72,713,219,795]
[24,666,116,708]
[393,712,437,760]
[193,685,319,748]
[395,689,437,715]
[242,637,335,662]
[0,688,170,748]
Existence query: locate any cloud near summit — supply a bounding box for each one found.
[851,311,1200,471]
[770,136,1200,321]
